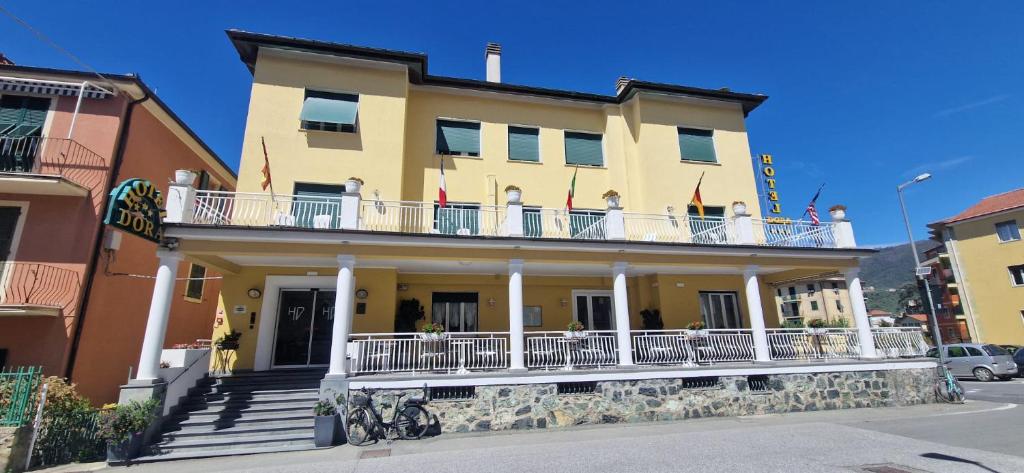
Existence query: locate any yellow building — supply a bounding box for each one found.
[930,188,1024,345]
[115,31,936,456]
[771,277,852,326]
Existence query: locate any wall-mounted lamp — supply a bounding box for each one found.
[247,288,262,299]
[487,297,497,308]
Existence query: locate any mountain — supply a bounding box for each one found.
[858,240,941,313]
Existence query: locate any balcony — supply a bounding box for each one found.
[0,262,81,317]
[0,135,107,196]
[183,190,852,250]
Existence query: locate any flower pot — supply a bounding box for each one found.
[685,329,708,338]
[217,340,239,350]
[563,331,587,340]
[345,179,362,193]
[506,189,522,204]
[314,414,340,447]
[732,202,748,215]
[106,432,143,463]
[174,170,197,186]
[806,328,827,335]
[420,332,446,342]
[829,209,846,220]
[605,195,621,208]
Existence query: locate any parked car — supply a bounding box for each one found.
[925,343,1017,381]
[1014,348,1024,377]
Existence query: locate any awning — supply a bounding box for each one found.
[299,94,358,125]
[0,76,116,99]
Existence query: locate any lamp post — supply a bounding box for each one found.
[896,172,945,364]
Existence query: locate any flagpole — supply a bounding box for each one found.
[800,183,825,218]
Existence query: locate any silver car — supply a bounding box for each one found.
[926,343,1018,381]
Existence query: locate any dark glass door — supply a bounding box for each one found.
[273,289,336,367]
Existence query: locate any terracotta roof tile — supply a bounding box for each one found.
[942,188,1024,224]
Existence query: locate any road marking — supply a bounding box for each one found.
[924,402,1017,418]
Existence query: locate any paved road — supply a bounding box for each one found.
[961,378,1024,403]
[94,397,1024,473]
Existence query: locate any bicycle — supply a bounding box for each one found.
[935,365,965,403]
[346,386,431,445]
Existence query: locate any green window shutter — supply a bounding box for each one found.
[436,120,480,156]
[564,131,603,166]
[300,91,359,126]
[678,128,717,163]
[185,264,207,300]
[508,126,539,162]
[434,203,480,235]
[292,183,345,228]
[0,96,49,136]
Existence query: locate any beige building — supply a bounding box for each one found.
[771,277,850,325]
[930,188,1024,345]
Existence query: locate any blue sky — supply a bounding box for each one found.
[3,1,1022,246]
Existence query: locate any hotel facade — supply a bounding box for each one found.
[121,31,936,458]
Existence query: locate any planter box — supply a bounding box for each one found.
[314,414,340,447]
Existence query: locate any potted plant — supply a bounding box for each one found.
[828,204,847,220]
[564,320,587,340]
[504,185,522,204]
[732,201,748,215]
[173,169,198,186]
[312,397,341,447]
[395,298,425,332]
[602,190,621,208]
[345,177,364,193]
[420,322,446,342]
[215,330,242,350]
[806,318,828,335]
[99,399,159,463]
[640,308,664,331]
[685,321,707,338]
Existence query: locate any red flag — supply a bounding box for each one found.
[438,157,447,208]
[260,136,273,192]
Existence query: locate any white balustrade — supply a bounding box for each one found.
[872,328,930,358]
[632,329,755,365]
[348,332,509,375]
[753,219,838,248]
[766,328,861,361]
[525,331,618,370]
[192,190,344,229]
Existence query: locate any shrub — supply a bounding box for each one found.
[685,321,706,331]
[566,320,585,332]
[313,399,337,416]
[826,317,850,328]
[806,319,827,329]
[781,319,805,329]
[96,399,159,444]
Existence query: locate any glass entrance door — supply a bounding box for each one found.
[273,289,336,367]
[699,292,742,329]
[431,292,478,332]
[573,291,614,330]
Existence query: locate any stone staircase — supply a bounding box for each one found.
[137,369,327,462]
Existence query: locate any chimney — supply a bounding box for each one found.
[485,43,501,83]
[615,76,631,94]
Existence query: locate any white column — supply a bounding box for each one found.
[612,262,634,366]
[508,259,526,371]
[328,255,356,376]
[339,192,361,230]
[135,249,184,381]
[605,205,626,240]
[505,202,524,237]
[832,212,857,248]
[732,209,755,244]
[743,266,771,362]
[844,267,878,358]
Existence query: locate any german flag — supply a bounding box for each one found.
[689,172,705,218]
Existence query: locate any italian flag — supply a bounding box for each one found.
[438,157,447,208]
[565,166,578,211]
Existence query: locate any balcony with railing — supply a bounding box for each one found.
[0,262,81,317]
[0,135,108,195]
[179,188,855,250]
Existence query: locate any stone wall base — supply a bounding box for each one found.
[351,368,937,433]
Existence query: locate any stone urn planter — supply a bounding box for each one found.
[563,330,588,340]
[345,177,363,193]
[732,201,748,215]
[313,414,340,447]
[829,205,847,220]
[603,190,621,208]
[505,185,522,204]
[174,169,197,186]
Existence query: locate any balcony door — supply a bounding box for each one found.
[292,183,344,229]
[431,292,478,332]
[573,290,614,331]
[699,291,742,329]
[0,95,49,173]
[272,289,336,367]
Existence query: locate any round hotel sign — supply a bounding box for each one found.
[103,178,166,243]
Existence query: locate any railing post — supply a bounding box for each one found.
[135,249,184,381]
[843,267,878,358]
[743,266,772,362]
[732,207,755,244]
[605,202,625,240]
[505,202,524,237]
[164,183,196,224]
[340,191,361,230]
[328,255,356,377]
[832,210,856,248]
[612,262,634,366]
[508,259,526,371]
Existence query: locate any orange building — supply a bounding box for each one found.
[0,64,235,403]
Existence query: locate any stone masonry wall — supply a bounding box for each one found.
[351,368,936,434]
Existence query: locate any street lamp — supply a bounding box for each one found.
[896,172,945,364]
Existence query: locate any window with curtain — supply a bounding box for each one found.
[185,264,207,300]
[300,90,359,133]
[563,131,603,166]
[508,126,539,162]
[1009,264,1024,286]
[436,120,480,156]
[995,220,1021,242]
[678,128,717,163]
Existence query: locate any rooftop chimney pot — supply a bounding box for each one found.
[486,43,501,83]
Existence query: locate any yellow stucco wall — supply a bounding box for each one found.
[948,211,1024,344]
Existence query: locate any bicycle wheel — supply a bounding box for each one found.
[347,408,373,446]
[395,405,430,440]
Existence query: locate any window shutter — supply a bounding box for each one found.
[564,132,603,166]
[678,128,717,163]
[508,126,539,162]
[292,183,345,228]
[299,91,358,125]
[436,120,480,155]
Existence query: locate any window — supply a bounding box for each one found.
[947,346,968,357]
[681,377,720,390]
[0,95,49,137]
[0,207,22,262]
[508,126,539,162]
[746,375,771,393]
[830,282,839,290]
[983,344,1010,356]
[436,120,480,156]
[996,220,1021,242]
[965,346,983,356]
[678,128,717,163]
[431,292,478,332]
[557,381,597,395]
[299,90,358,133]
[568,210,606,239]
[563,131,603,166]
[434,203,481,235]
[523,207,543,238]
[687,205,727,244]
[185,264,206,301]
[788,286,797,297]
[810,301,819,311]
[807,284,815,293]
[699,292,742,329]
[429,386,475,400]
[292,183,345,229]
[1009,264,1024,286]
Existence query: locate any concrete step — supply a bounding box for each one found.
[214,372,326,384]
[172,411,315,428]
[206,382,321,394]
[189,388,320,403]
[135,443,323,463]
[161,420,313,440]
[179,395,319,412]
[156,432,316,452]
[176,400,315,416]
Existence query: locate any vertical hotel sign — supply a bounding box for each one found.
[754,154,789,222]
[103,178,166,243]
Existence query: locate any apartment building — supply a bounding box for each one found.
[771,277,851,325]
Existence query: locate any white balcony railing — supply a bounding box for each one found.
[348,332,509,375]
[753,219,837,248]
[767,328,861,360]
[525,331,618,370]
[623,213,736,244]
[359,200,506,236]
[192,190,345,229]
[632,329,755,365]
[872,328,930,358]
